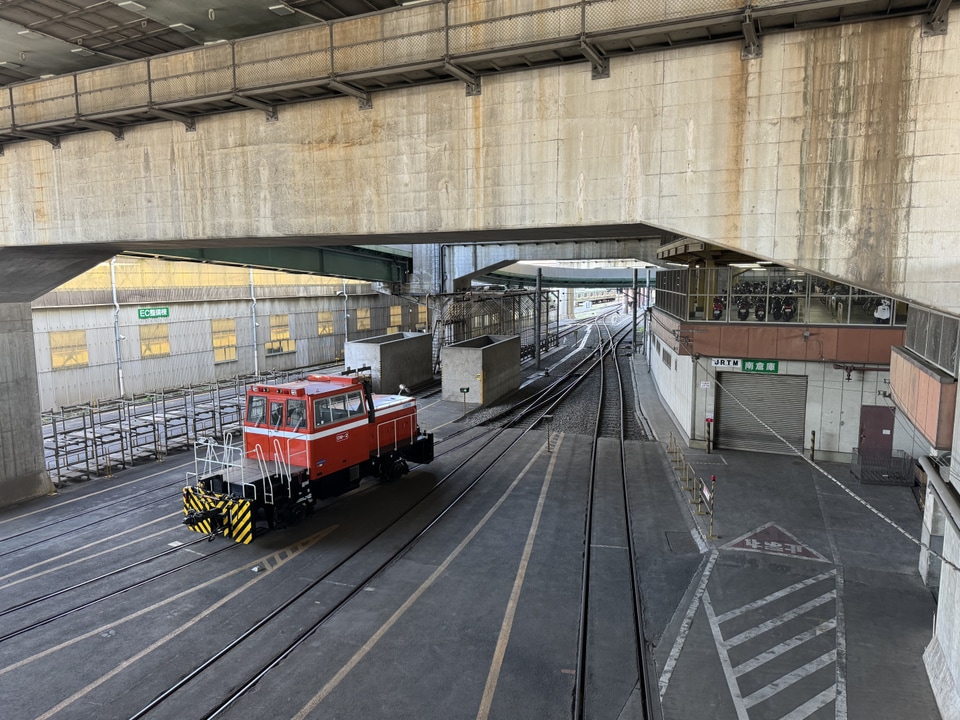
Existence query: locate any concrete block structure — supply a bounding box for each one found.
[441,335,520,406]
[344,332,433,394]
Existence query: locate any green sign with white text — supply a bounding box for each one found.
[138,307,170,320]
[741,359,779,374]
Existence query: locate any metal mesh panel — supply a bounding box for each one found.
[235,27,331,89]
[448,4,581,55]
[77,61,149,115]
[10,77,76,125]
[0,90,11,131]
[150,44,234,104]
[940,315,959,374]
[334,30,445,72]
[586,0,741,32]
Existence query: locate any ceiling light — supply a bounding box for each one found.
[118,1,146,10]
[71,47,96,56]
[0,61,22,69]
[204,39,226,45]
[268,4,295,15]
[169,23,195,32]
[17,29,43,38]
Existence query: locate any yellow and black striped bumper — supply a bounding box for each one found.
[182,487,255,544]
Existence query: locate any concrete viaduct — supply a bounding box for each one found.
[1,0,959,513]
[3,1,959,502]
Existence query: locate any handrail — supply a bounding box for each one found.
[0,0,850,141]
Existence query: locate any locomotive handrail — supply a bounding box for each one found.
[375,416,416,456]
[272,437,291,504]
[254,444,272,507]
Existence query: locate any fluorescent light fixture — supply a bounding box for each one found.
[169,22,195,32]
[0,61,22,69]
[40,73,55,78]
[118,1,146,10]
[17,29,42,38]
[268,4,295,15]
[203,39,226,45]
[730,262,762,268]
[71,47,96,56]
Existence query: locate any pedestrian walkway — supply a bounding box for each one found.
[630,353,940,720]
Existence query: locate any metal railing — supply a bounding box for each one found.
[1,0,798,140]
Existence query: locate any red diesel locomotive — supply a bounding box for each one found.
[183,372,434,543]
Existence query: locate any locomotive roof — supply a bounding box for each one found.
[250,374,365,397]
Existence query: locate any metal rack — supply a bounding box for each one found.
[41,365,336,487]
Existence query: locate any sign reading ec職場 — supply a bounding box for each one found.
[138,307,170,320]
[741,359,779,374]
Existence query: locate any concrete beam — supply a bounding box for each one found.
[441,239,663,293]
[0,247,115,303]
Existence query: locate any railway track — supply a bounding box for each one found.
[1,312,662,719]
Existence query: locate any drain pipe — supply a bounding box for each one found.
[111,257,125,398]
[250,267,259,376]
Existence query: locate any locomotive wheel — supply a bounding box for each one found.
[279,500,306,527]
[388,458,409,482]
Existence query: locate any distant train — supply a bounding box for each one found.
[182,371,434,543]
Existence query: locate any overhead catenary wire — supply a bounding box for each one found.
[696,357,960,575]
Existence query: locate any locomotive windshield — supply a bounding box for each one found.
[247,395,266,424]
[287,398,306,430]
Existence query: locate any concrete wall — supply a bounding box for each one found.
[0,303,52,505]
[2,12,960,315]
[344,332,433,394]
[441,334,520,405]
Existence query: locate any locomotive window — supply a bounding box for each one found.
[270,401,284,428]
[328,395,349,421]
[346,391,365,418]
[314,398,333,427]
[287,399,306,431]
[247,396,266,425]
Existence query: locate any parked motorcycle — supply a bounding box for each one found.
[755,299,766,321]
[712,296,725,320]
[782,297,797,322]
[737,299,750,321]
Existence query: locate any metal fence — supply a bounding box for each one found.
[850,447,915,486]
[1,0,762,135]
[41,367,330,487]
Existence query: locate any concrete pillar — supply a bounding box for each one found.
[0,302,53,507]
[919,483,946,589]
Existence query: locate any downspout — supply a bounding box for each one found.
[920,456,960,537]
[111,257,124,398]
[250,267,259,376]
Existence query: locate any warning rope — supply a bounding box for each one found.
[702,358,960,575]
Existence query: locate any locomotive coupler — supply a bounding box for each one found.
[182,508,227,541]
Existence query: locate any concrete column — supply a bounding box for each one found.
[0,302,53,507]
[919,483,945,589]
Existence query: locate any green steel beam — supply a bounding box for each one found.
[130,246,409,282]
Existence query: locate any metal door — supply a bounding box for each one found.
[858,405,894,454]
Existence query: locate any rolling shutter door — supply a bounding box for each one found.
[715,373,807,454]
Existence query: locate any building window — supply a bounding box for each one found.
[50,330,89,369]
[266,314,295,355]
[318,311,334,335]
[212,318,237,363]
[140,323,171,358]
[388,305,402,334]
[418,304,428,329]
[356,307,371,331]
